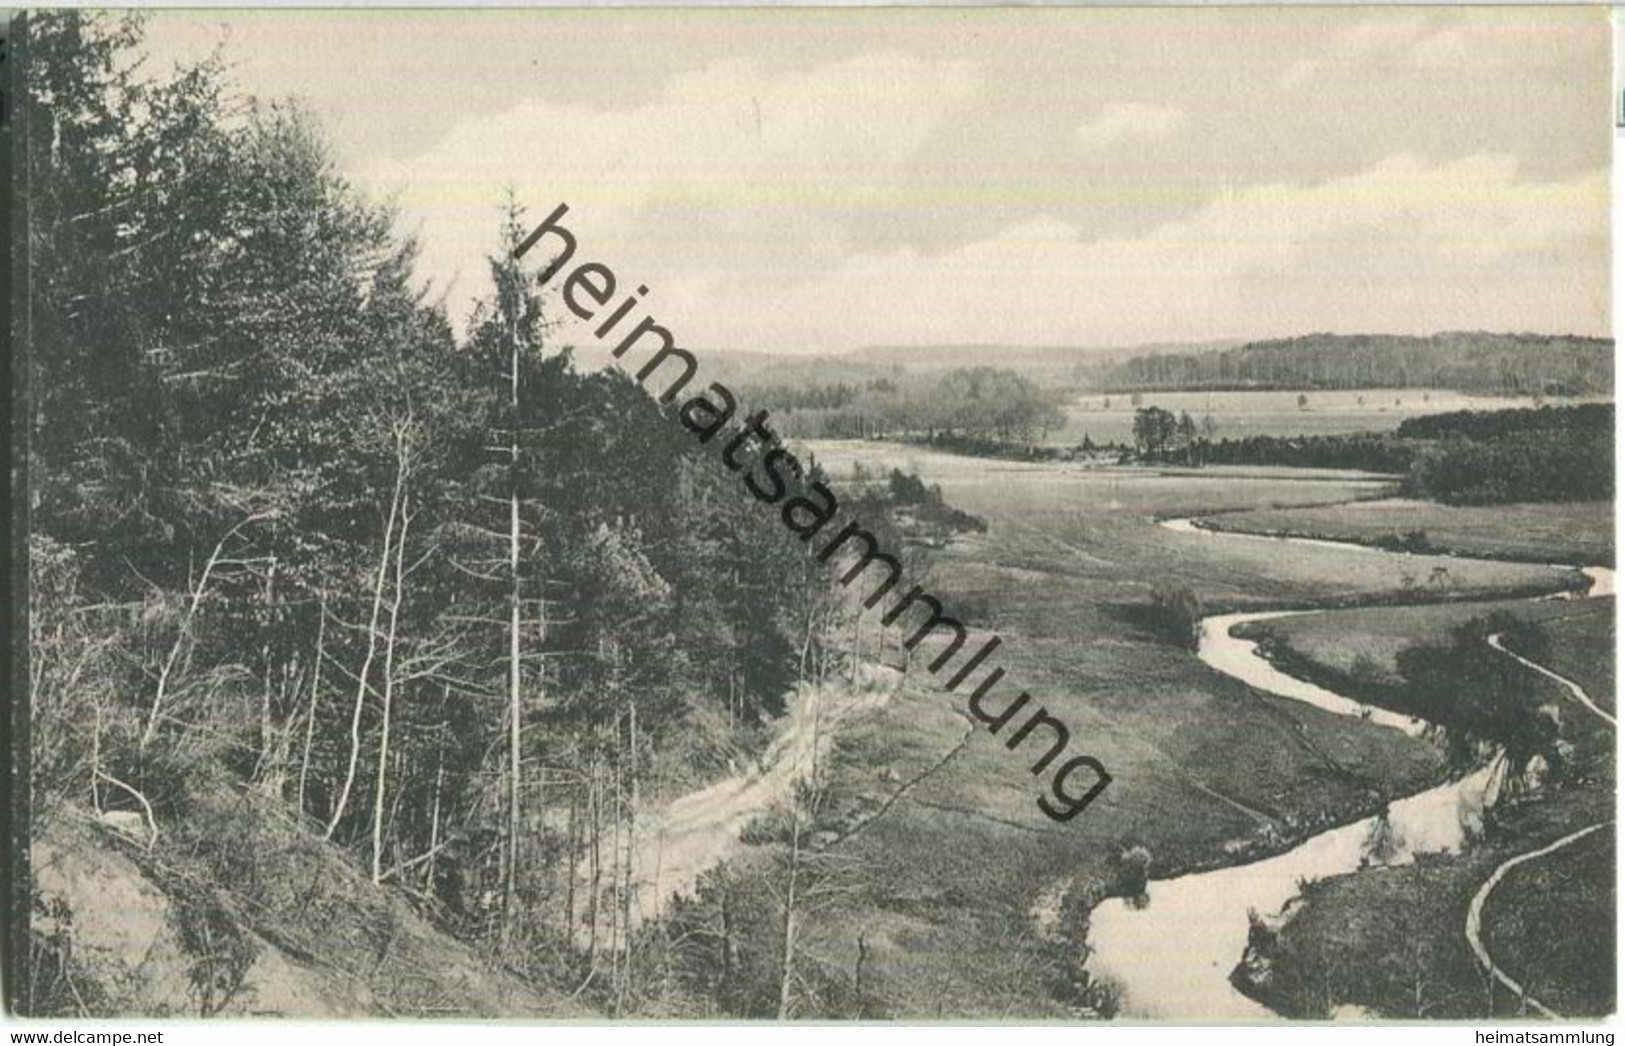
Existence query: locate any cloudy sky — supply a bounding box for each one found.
[145,8,1610,353]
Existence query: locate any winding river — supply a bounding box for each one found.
[1084,516,1613,1020]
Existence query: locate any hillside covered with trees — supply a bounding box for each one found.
[1095,332,1612,397]
[20,12,966,1018]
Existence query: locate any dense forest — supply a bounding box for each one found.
[1395,403,1611,441]
[1127,403,1613,505]
[1400,405,1614,505]
[21,12,965,1018]
[1095,332,1613,397]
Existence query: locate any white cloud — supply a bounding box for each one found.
[1407,21,1527,69]
[669,154,1607,351]
[348,39,1605,355]
[355,51,982,323]
[1074,103,1188,152]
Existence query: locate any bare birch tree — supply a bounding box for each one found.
[326,423,410,839]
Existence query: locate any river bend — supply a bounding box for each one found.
[1084,516,1611,1019]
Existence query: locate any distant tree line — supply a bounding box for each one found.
[1395,403,1611,440]
[1126,403,1613,504]
[879,467,989,543]
[1197,434,1415,472]
[743,366,1067,444]
[1399,404,1613,505]
[906,432,1072,463]
[733,376,899,412]
[1095,332,1613,397]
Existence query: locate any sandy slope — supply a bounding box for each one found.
[579,664,902,939]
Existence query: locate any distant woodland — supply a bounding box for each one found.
[1400,405,1614,505]
[1130,404,1613,505]
[1094,333,1613,397]
[739,366,1068,442]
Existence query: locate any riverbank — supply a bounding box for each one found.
[1203,506,1615,1019]
[1234,785,1615,1018]
[1199,498,1614,568]
[1082,506,1613,1018]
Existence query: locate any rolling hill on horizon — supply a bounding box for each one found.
[844,339,1244,369]
[667,333,1611,408]
[1091,331,1613,397]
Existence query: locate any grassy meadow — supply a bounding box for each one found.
[1239,597,1612,689]
[1482,824,1616,1017]
[1527,608,1618,715]
[1208,498,1615,567]
[767,440,1588,1017]
[1051,389,1600,447]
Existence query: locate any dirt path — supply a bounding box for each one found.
[1464,820,1613,1018]
[1487,632,1616,727]
[590,665,901,938]
[1463,633,1613,1018]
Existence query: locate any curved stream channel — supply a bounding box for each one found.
[1085,517,1613,1019]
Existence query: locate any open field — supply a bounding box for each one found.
[1050,389,1601,447]
[1238,597,1612,694]
[770,440,1587,1016]
[1207,498,1614,567]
